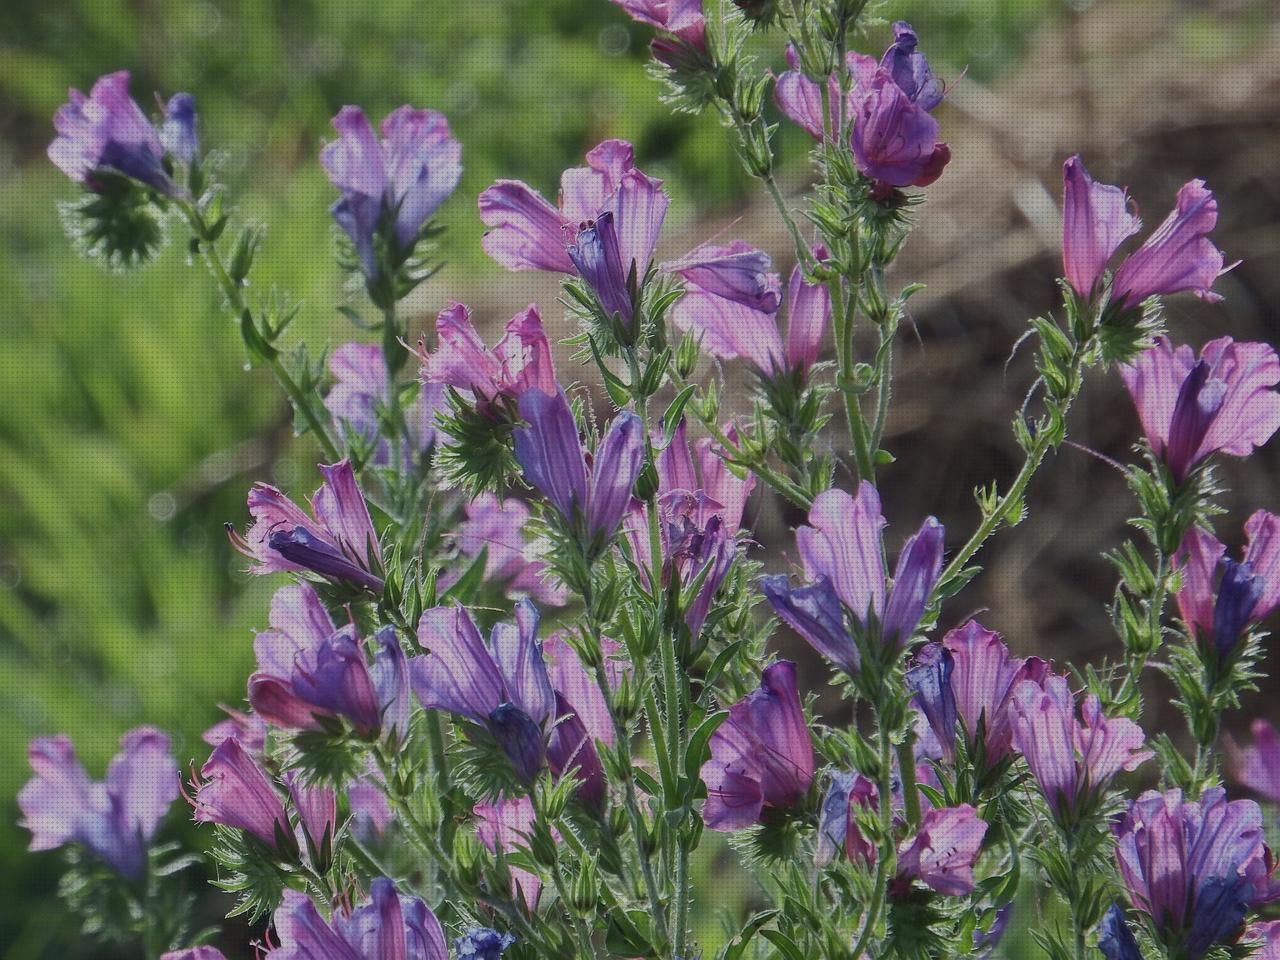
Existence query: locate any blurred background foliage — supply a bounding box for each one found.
[2,0,1274,956]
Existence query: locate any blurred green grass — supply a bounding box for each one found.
[0,0,1054,954]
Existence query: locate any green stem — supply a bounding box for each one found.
[547,847,600,960]
[381,301,406,467]
[850,719,895,959]
[833,280,877,483]
[180,202,341,461]
[870,333,894,454]
[896,734,921,830]
[673,839,691,959]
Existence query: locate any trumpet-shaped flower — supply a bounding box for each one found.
[49,71,176,194]
[762,482,944,674]
[655,418,755,533]
[451,493,568,605]
[1119,337,1280,482]
[411,601,554,781]
[475,794,544,909]
[19,727,178,879]
[1115,787,1273,958]
[324,342,445,466]
[228,459,384,592]
[1174,512,1280,658]
[321,105,462,277]
[1230,718,1280,805]
[513,389,645,544]
[701,661,814,831]
[895,804,988,896]
[1010,675,1150,821]
[191,738,291,852]
[265,878,448,959]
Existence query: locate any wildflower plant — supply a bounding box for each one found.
[20,4,1280,960]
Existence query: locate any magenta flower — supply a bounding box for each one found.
[1120,336,1280,482]
[543,631,624,810]
[321,105,461,277]
[348,765,395,841]
[907,620,1050,766]
[701,661,815,831]
[1174,511,1280,660]
[774,45,848,142]
[762,482,944,674]
[202,706,267,757]
[609,0,704,42]
[161,949,227,960]
[479,140,667,286]
[1115,788,1272,958]
[191,738,292,852]
[415,303,559,415]
[248,584,409,738]
[265,879,448,960]
[450,493,568,605]
[228,459,384,593]
[411,601,554,781]
[664,240,781,314]
[1230,718,1280,805]
[49,71,176,194]
[1061,155,1141,300]
[670,246,832,380]
[656,418,756,533]
[285,770,337,860]
[816,770,878,866]
[475,794,543,909]
[513,390,645,545]
[325,342,445,466]
[18,727,178,879]
[895,804,988,896]
[1010,675,1150,821]
[1247,921,1280,959]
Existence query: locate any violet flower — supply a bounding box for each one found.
[1119,336,1280,482]
[479,139,667,278]
[49,71,176,194]
[450,493,568,605]
[762,482,944,675]
[1098,904,1142,960]
[542,631,624,811]
[656,418,756,533]
[264,878,449,959]
[455,928,517,960]
[415,302,559,415]
[1115,787,1274,958]
[895,804,988,896]
[1230,718,1280,805]
[513,389,645,545]
[325,341,445,467]
[191,738,292,853]
[202,706,267,757]
[1247,921,1280,959]
[701,661,815,831]
[670,246,832,380]
[18,727,178,880]
[475,794,543,909]
[609,0,705,48]
[773,45,847,142]
[816,770,878,866]
[1010,674,1151,822]
[321,105,462,278]
[1060,156,1229,307]
[411,601,555,781]
[663,240,781,314]
[247,584,409,739]
[285,769,337,862]
[907,620,1050,766]
[228,459,385,593]
[161,949,228,960]
[1174,511,1280,659]
[159,93,199,164]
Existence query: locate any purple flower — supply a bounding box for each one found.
[568,210,637,328]
[895,804,988,896]
[415,303,559,416]
[664,240,781,314]
[321,105,461,277]
[1247,921,1280,959]
[701,661,815,831]
[285,770,337,862]
[609,0,705,42]
[1061,155,1141,300]
[513,390,645,544]
[816,770,879,866]
[411,601,554,781]
[18,727,178,879]
[1174,511,1280,658]
[543,631,624,811]
[655,418,755,533]
[455,928,517,960]
[247,584,408,738]
[348,765,395,841]
[49,71,176,194]
[159,93,198,164]
[1120,337,1280,482]
[1230,718,1280,805]
[450,493,568,605]
[475,794,543,909]
[191,738,292,852]
[325,342,445,466]
[762,482,944,674]
[1112,179,1229,308]
[1010,675,1151,821]
[228,459,384,593]
[479,140,668,293]
[1098,904,1142,960]
[265,878,449,960]
[907,621,1050,766]
[774,46,857,143]
[161,949,227,960]
[1115,787,1272,957]
[202,706,267,757]
[670,245,832,380]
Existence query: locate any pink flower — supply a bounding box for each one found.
[1061,155,1141,299]
[896,804,988,896]
[1230,718,1280,806]
[450,493,568,605]
[475,794,544,910]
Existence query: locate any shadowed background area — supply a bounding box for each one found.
[1,0,1277,955]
